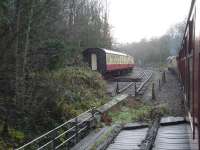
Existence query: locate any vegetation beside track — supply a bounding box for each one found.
[108,98,168,124]
[0,67,108,149]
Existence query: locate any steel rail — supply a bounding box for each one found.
[137,71,153,93]
[117,70,152,95]
[117,71,145,93]
[16,70,153,150]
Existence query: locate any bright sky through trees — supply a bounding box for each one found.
[108,0,191,43]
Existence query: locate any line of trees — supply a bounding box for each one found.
[116,21,185,66]
[1,0,112,111]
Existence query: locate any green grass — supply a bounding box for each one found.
[108,101,168,124]
[109,105,152,124]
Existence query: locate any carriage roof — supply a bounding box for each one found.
[101,48,128,56]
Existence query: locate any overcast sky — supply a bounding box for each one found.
[108,0,191,43]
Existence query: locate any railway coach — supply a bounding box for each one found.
[83,48,134,75]
[177,0,200,149]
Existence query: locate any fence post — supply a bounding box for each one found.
[65,126,70,150]
[51,131,56,150]
[162,71,166,83]
[134,83,137,96]
[75,117,79,144]
[116,81,119,94]
[152,83,156,100]
[91,107,95,118]
[66,143,70,150]
[158,80,161,91]
[91,107,95,126]
[91,107,97,128]
[51,141,55,150]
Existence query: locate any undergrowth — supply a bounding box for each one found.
[0,67,108,148]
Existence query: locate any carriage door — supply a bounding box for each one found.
[91,54,97,70]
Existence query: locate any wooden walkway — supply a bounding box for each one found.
[106,117,198,150]
[70,117,198,150]
[106,128,148,150]
[153,123,198,150]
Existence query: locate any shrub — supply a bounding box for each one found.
[22,67,108,138]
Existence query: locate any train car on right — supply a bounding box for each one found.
[177,0,200,148]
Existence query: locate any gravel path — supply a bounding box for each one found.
[156,70,185,116]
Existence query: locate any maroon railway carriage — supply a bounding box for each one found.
[83,48,134,75]
[177,0,200,148]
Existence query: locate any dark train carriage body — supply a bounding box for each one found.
[177,0,200,149]
[83,48,107,74]
[83,48,134,75]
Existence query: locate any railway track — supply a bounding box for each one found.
[17,69,153,150]
[116,69,153,96]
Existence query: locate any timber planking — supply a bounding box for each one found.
[106,128,148,150]
[153,123,198,150]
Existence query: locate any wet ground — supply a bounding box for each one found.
[71,68,188,150]
[153,123,198,150]
[142,68,185,116]
[106,67,185,117]
[156,70,185,116]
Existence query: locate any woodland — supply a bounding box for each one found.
[0,0,185,148]
[0,0,111,148]
[117,21,185,66]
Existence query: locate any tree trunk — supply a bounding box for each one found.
[22,1,34,110]
[23,1,33,75]
[15,0,22,107]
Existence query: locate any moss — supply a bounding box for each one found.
[91,125,121,150]
[9,129,25,143]
[91,127,113,150]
